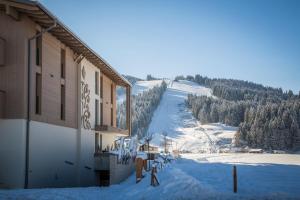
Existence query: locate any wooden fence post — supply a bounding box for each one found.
[151,166,159,187]
[233,165,237,193]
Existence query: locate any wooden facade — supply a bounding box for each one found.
[0,0,131,132]
[0,0,132,189]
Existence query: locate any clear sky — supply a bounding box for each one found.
[41,0,300,93]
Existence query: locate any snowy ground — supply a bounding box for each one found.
[148,80,237,153]
[1,153,300,200]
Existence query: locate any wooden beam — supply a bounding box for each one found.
[5,4,19,21]
[0,0,39,11]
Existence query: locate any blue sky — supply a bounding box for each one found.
[41,0,300,92]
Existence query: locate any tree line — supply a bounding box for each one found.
[184,74,300,150]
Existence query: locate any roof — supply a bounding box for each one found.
[0,0,131,87]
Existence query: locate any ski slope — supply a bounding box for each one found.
[148,80,237,153]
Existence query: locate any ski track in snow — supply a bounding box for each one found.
[148,80,237,153]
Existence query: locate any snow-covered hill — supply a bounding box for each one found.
[132,80,163,95]
[147,80,237,153]
[117,80,164,103]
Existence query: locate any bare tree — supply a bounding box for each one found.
[144,132,153,154]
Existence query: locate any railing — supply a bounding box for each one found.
[95,124,129,135]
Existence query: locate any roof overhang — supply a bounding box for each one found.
[0,0,131,87]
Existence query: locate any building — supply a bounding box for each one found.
[0,0,132,189]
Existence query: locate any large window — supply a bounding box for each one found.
[60,49,66,78]
[35,73,42,115]
[100,75,103,125]
[111,108,113,126]
[95,133,103,153]
[95,99,99,125]
[60,84,65,120]
[100,102,103,126]
[111,83,113,104]
[35,32,42,66]
[100,75,103,98]
[95,71,99,95]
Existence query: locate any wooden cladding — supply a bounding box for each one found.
[35,73,42,115]
[0,37,5,66]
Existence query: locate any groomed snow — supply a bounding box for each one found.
[147,80,236,153]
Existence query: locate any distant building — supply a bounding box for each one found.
[0,0,132,188]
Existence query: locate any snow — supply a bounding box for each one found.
[132,80,163,95]
[118,80,164,103]
[147,80,236,153]
[1,153,300,200]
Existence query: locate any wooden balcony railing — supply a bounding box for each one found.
[95,125,129,136]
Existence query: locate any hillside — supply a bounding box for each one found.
[146,80,237,153]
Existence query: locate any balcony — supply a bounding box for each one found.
[95,125,129,136]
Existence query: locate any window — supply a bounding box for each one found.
[0,37,5,66]
[35,73,42,115]
[111,83,113,104]
[110,83,114,126]
[100,75,103,98]
[60,49,66,78]
[95,133,103,153]
[60,84,65,120]
[95,71,99,95]
[100,102,103,125]
[36,32,42,66]
[111,107,113,126]
[95,132,99,153]
[95,99,99,125]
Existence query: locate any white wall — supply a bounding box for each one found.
[80,58,100,128]
[28,121,78,188]
[0,119,26,189]
[79,129,97,186]
[78,59,100,186]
